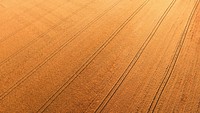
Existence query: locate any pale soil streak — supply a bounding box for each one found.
[153,1,200,113]
[0,0,147,112]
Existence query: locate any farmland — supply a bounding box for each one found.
[0,0,200,112]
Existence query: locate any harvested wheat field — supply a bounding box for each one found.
[0,0,200,112]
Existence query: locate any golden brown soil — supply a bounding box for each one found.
[0,0,200,112]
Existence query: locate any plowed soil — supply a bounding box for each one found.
[0,0,200,112]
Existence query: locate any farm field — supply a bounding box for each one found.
[0,0,200,112]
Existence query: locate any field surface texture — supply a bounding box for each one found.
[0,0,200,112]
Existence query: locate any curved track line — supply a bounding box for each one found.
[36,0,150,112]
[0,0,96,66]
[93,0,177,112]
[0,0,72,43]
[0,0,122,100]
[147,0,200,112]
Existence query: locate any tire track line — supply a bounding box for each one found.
[147,0,200,112]
[93,0,177,112]
[0,0,122,100]
[0,0,70,43]
[0,0,96,66]
[37,0,150,112]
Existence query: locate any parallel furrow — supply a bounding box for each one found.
[0,0,96,65]
[0,0,122,100]
[94,0,177,112]
[0,0,69,43]
[37,0,150,112]
[147,0,200,112]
